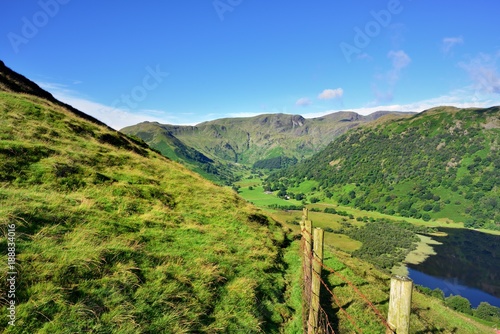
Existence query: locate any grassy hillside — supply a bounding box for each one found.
[124,121,238,185]
[0,70,289,332]
[268,106,500,231]
[122,111,414,167]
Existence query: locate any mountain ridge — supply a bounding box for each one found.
[122,110,415,167]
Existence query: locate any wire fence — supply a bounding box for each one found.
[300,217,394,334]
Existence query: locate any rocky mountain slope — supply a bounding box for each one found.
[122,110,414,167]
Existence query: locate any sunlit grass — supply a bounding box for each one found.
[0,91,288,333]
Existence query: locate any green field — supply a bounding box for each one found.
[238,185,304,207]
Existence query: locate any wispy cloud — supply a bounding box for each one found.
[37,82,184,129]
[442,36,464,54]
[459,52,500,94]
[318,88,344,100]
[357,53,373,61]
[372,88,394,104]
[371,50,411,105]
[387,50,411,84]
[295,97,313,106]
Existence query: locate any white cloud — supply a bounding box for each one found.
[459,52,500,94]
[295,97,312,106]
[37,82,183,129]
[318,88,344,100]
[442,36,464,54]
[226,112,264,118]
[300,86,500,119]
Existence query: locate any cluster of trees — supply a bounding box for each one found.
[267,204,304,210]
[267,108,500,230]
[417,286,500,322]
[323,207,353,218]
[253,156,298,170]
[343,220,419,270]
[261,180,308,202]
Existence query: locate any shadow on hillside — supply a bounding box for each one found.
[412,306,459,333]
[319,268,342,333]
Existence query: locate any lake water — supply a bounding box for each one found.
[406,228,500,308]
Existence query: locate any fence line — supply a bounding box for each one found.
[300,208,411,333]
[300,235,335,334]
[315,258,392,331]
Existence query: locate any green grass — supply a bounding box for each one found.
[0,91,289,333]
[288,180,319,194]
[238,185,303,208]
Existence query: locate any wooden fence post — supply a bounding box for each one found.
[303,207,309,221]
[386,275,413,334]
[303,220,313,283]
[303,220,313,275]
[308,228,324,334]
[302,219,313,330]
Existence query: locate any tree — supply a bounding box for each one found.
[445,295,472,315]
[432,203,441,212]
[475,302,500,321]
[295,193,305,201]
[430,288,444,300]
[310,197,320,204]
[423,204,433,212]
[277,189,287,198]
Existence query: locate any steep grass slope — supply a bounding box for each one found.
[0,64,287,333]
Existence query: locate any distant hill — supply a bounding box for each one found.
[121,111,414,167]
[125,121,238,184]
[268,106,500,230]
[0,61,287,332]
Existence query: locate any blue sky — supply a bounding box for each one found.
[1,0,500,129]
